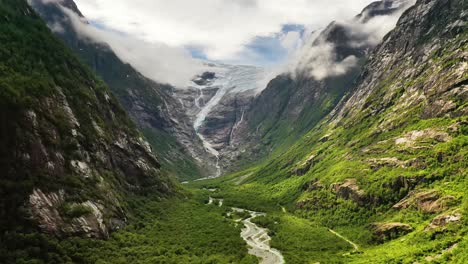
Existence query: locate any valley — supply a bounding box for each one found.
[0,0,467,263]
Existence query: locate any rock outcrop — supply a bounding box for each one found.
[393,190,457,213]
[28,189,115,238]
[425,211,462,231]
[0,0,174,238]
[293,154,318,176]
[331,179,367,205]
[371,222,413,241]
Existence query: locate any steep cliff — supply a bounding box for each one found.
[29,0,212,180]
[235,0,466,261]
[223,0,415,171]
[0,0,175,238]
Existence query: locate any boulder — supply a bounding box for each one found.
[425,211,462,231]
[366,157,427,170]
[331,179,367,205]
[371,222,413,242]
[393,190,456,213]
[303,180,325,192]
[293,154,316,176]
[394,129,451,147]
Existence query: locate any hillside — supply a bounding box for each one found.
[206,0,467,262]
[221,0,415,172]
[0,0,174,241]
[29,0,212,180]
[0,0,466,263]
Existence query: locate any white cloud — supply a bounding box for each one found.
[284,0,416,81]
[35,0,415,87]
[280,31,303,53]
[60,7,205,87]
[346,1,416,47]
[73,0,375,61]
[295,41,359,80]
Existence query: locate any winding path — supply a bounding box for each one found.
[328,229,359,251]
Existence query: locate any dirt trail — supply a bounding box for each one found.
[328,229,359,251]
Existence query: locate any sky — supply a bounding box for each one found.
[73,0,375,66]
[48,0,413,88]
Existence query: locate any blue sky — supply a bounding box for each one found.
[244,24,306,66]
[188,24,306,66]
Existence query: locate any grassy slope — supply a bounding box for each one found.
[188,1,468,262]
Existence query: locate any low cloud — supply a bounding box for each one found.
[72,0,375,62]
[286,0,415,81]
[35,1,206,87]
[291,40,358,81]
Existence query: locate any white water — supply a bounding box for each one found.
[206,196,285,263]
[192,64,264,131]
[197,132,221,178]
[232,208,285,264]
[190,63,264,178]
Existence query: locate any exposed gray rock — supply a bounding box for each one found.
[331,179,367,205]
[371,222,413,241]
[394,129,451,146]
[293,154,317,176]
[28,189,111,238]
[425,211,462,231]
[393,190,457,213]
[71,160,92,178]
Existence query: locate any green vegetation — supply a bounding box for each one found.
[32,1,204,181]
[186,11,467,262]
[0,193,257,264]
[60,204,93,219]
[141,127,203,181]
[253,214,353,263]
[1,0,466,263]
[0,0,174,241]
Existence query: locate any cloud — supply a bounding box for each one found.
[59,6,206,87]
[34,0,414,87]
[285,0,416,81]
[346,1,417,47]
[280,31,302,52]
[73,0,375,62]
[294,41,359,80]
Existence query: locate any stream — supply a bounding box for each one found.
[231,208,285,264]
[206,196,285,263]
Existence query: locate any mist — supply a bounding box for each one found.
[60,6,205,88]
[286,0,416,81]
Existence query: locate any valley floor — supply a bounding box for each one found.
[2,171,466,264]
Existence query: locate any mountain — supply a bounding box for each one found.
[29,0,213,181]
[165,0,414,174]
[0,0,175,238]
[1,0,466,262]
[229,0,466,261]
[218,0,417,171]
[172,63,265,177]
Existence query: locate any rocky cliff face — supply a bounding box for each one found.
[30,0,212,180]
[216,0,416,171]
[171,63,264,176]
[0,0,174,238]
[148,0,417,175]
[243,0,466,253]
